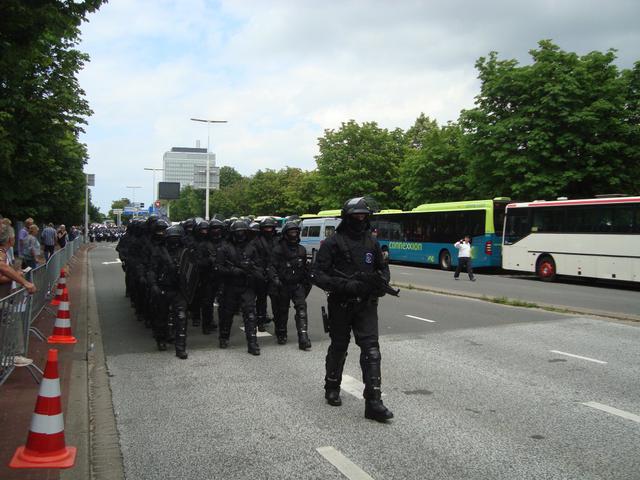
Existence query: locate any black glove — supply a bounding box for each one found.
[345,280,366,296]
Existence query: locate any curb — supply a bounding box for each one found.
[391,282,640,323]
[85,246,126,480]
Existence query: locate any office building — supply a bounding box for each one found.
[162,146,220,190]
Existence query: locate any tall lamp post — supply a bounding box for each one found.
[143,167,164,211]
[190,117,227,220]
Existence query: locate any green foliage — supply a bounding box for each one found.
[168,186,205,220]
[108,198,130,219]
[0,0,106,225]
[397,120,469,207]
[315,120,404,210]
[219,166,243,189]
[460,40,640,200]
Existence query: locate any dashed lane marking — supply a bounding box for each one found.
[582,402,640,424]
[549,350,607,364]
[101,259,121,265]
[316,446,375,480]
[405,314,436,323]
[239,327,272,337]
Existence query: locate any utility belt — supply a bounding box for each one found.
[328,293,377,308]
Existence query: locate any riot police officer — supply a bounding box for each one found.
[269,222,312,350]
[189,219,216,332]
[311,197,394,422]
[253,217,278,332]
[148,223,189,359]
[217,220,262,355]
[202,218,226,333]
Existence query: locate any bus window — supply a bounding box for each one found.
[532,207,564,232]
[504,208,530,244]
[493,203,506,234]
[301,226,309,237]
[308,226,321,237]
[612,206,634,233]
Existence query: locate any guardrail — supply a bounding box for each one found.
[0,237,83,386]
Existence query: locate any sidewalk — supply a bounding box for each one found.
[0,247,90,480]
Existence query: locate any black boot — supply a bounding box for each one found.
[156,340,167,351]
[361,346,393,422]
[295,308,311,351]
[245,313,260,356]
[219,337,229,349]
[324,348,347,406]
[175,310,188,360]
[256,315,267,332]
[202,305,216,334]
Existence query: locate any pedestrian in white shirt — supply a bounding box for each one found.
[454,235,475,281]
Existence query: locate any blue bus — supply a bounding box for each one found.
[370,198,510,269]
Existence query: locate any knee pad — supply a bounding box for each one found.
[362,345,381,362]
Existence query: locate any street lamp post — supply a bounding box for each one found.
[144,167,164,211]
[190,118,227,220]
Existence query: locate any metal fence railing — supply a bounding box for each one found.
[0,236,83,386]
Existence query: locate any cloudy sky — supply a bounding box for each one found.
[78,0,640,213]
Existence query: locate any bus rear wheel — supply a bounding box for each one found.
[439,250,452,271]
[536,255,556,282]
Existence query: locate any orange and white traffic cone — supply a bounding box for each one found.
[50,269,67,306]
[9,349,77,469]
[47,288,77,344]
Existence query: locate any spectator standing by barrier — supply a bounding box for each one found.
[22,225,41,269]
[0,224,36,297]
[57,224,68,249]
[2,218,15,264]
[42,223,57,261]
[17,217,34,263]
[454,235,475,281]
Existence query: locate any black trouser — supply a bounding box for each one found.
[454,257,474,279]
[154,288,188,353]
[218,284,258,346]
[324,295,382,400]
[44,245,55,261]
[273,284,307,338]
[190,280,219,328]
[255,281,276,326]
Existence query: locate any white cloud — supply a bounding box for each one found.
[79,0,640,213]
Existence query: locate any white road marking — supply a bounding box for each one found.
[549,350,607,364]
[405,314,436,323]
[316,446,375,480]
[582,402,640,424]
[239,327,271,337]
[397,272,412,275]
[341,374,364,399]
[101,259,121,265]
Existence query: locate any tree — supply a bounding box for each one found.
[219,166,244,189]
[168,186,205,220]
[397,121,470,208]
[315,120,404,209]
[460,40,640,200]
[108,198,130,219]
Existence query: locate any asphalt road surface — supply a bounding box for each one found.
[91,244,640,480]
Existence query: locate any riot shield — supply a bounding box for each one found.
[179,247,199,305]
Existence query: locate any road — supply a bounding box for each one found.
[90,244,640,480]
[389,263,640,320]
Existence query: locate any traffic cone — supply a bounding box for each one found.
[9,349,77,469]
[50,269,67,306]
[47,289,77,344]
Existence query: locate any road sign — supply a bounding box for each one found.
[123,206,138,214]
[112,208,124,214]
[86,173,95,186]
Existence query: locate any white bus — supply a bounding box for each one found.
[502,196,640,282]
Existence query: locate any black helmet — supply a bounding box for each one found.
[249,221,261,232]
[282,221,300,244]
[152,219,170,240]
[165,225,184,248]
[194,220,209,239]
[230,220,249,243]
[208,219,224,240]
[181,218,196,233]
[341,197,373,217]
[230,220,249,232]
[260,217,277,229]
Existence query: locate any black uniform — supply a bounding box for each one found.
[312,197,394,422]
[216,221,262,355]
[148,224,189,359]
[253,218,278,330]
[269,222,312,350]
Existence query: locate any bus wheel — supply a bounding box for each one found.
[439,250,452,271]
[536,255,556,282]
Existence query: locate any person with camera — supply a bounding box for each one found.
[454,235,475,281]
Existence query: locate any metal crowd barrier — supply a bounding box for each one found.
[0,236,83,386]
